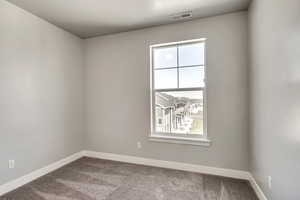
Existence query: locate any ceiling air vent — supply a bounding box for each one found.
[171,11,193,20]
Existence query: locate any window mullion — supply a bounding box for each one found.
[155,88,204,92]
[176,45,179,89]
[174,45,179,135]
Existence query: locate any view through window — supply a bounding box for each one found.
[151,39,206,138]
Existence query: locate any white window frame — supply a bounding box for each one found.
[149,38,211,146]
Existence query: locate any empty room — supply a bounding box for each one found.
[0,0,299,199]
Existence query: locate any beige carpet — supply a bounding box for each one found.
[0,157,258,200]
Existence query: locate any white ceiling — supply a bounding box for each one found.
[6,0,251,38]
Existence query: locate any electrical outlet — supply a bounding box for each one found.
[268,176,272,189]
[137,142,142,149]
[8,160,15,169]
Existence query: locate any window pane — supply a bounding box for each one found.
[154,68,177,89]
[153,46,177,69]
[179,66,205,88]
[178,43,204,66]
[155,90,203,135]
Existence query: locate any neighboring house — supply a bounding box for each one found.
[155,93,203,134]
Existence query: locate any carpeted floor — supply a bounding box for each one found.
[0,157,258,200]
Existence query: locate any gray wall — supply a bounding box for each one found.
[0,0,84,185]
[84,12,249,170]
[249,0,300,199]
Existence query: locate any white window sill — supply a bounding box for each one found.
[149,134,211,147]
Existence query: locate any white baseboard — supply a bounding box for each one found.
[0,151,84,196]
[249,174,268,200]
[84,151,268,200]
[82,150,250,180]
[0,150,267,200]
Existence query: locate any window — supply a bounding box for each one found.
[150,39,210,146]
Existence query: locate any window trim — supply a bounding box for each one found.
[149,38,210,146]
